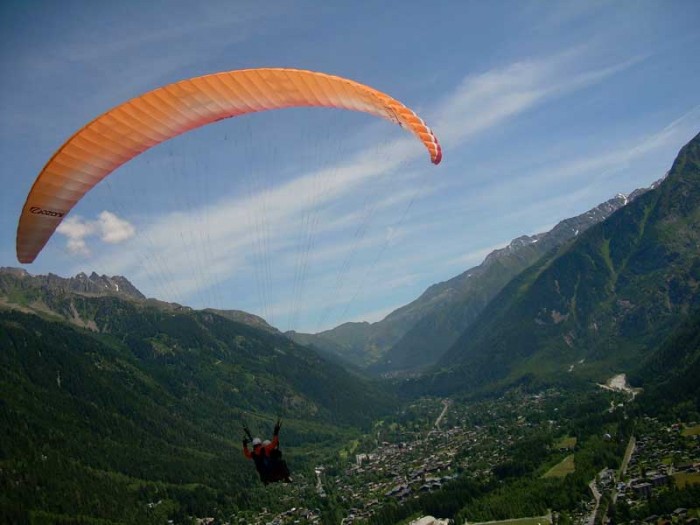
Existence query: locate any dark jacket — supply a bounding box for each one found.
[243,435,279,482]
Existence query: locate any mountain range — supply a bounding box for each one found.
[288,133,699,401]
[413,131,700,396]
[0,266,391,423]
[2,132,699,522]
[289,183,660,377]
[0,267,393,520]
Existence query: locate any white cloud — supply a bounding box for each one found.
[56,216,97,256]
[99,211,136,244]
[56,211,135,256]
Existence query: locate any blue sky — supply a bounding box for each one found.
[1,1,699,333]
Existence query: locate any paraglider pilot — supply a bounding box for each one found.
[242,419,291,484]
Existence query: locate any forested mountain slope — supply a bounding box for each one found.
[0,275,394,522]
[631,306,700,413]
[412,132,700,396]
[372,192,651,376]
[291,191,645,373]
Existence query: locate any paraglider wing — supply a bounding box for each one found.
[16,68,442,264]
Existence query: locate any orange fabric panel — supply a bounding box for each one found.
[17,68,441,263]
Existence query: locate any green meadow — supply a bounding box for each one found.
[542,455,575,478]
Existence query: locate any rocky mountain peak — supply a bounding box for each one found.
[0,267,30,278]
[0,267,146,301]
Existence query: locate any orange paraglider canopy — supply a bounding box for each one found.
[17,67,442,264]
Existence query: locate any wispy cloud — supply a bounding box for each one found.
[534,0,611,30]
[433,103,700,222]
[442,242,511,272]
[61,47,656,329]
[431,49,643,147]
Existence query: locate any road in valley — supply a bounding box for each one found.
[434,399,452,430]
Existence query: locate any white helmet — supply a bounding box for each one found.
[252,437,262,446]
[263,440,271,447]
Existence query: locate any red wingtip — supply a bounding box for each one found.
[433,145,442,165]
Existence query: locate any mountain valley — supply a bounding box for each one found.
[2,133,700,524]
